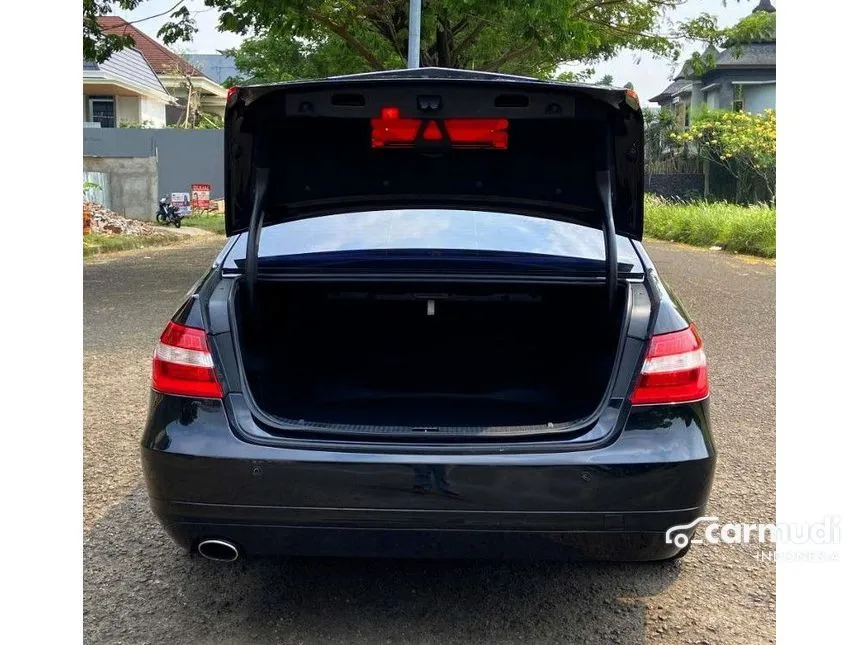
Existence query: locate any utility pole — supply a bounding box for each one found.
[407,0,421,68]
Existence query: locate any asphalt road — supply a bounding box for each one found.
[83,237,775,645]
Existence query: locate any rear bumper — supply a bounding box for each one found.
[141,394,716,561]
[154,516,702,561]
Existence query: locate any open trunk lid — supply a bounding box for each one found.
[223,68,644,239]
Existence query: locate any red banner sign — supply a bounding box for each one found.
[191,184,211,210]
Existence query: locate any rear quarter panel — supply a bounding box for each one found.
[632,239,690,335]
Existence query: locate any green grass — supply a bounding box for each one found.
[183,212,226,234]
[83,232,186,258]
[644,195,776,258]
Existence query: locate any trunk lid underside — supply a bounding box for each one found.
[224,70,644,238]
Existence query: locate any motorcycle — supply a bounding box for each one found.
[156,197,182,228]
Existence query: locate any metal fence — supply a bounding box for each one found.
[83,171,111,209]
[83,128,224,199]
[644,157,706,200]
[646,157,703,175]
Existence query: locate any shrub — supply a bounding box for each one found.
[644,194,776,258]
[674,109,776,204]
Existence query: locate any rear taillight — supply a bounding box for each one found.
[630,324,709,405]
[151,321,223,399]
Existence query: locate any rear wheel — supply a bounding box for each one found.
[174,218,181,228]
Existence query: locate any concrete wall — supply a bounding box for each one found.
[690,81,704,112]
[705,89,719,109]
[701,69,775,112]
[153,129,223,197]
[83,128,224,198]
[743,83,776,113]
[140,97,167,127]
[116,96,139,125]
[82,156,158,221]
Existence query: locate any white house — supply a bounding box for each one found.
[83,47,174,128]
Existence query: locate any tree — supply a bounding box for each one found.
[205,0,698,77]
[683,6,775,76]
[84,1,755,75]
[170,66,225,129]
[597,74,614,86]
[83,1,195,63]
[642,107,689,166]
[223,31,379,83]
[674,109,776,203]
[723,10,776,47]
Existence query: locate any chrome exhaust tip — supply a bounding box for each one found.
[197,539,239,562]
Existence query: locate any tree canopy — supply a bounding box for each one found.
[84,1,761,82]
[84,1,196,63]
[723,10,776,47]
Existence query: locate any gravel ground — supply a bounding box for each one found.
[83,236,222,528]
[83,238,775,644]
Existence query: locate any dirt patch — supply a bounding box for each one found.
[83,202,219,258]
[84,228,219,263]
[83,350,152,530]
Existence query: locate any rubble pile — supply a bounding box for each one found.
[85,202,162,236]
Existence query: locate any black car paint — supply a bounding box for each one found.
[142,394,712,559]
[141,234,715,560]
[633,238,691,335]
[141,70,712,561]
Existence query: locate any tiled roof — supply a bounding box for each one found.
[97,16,205,77]
[715,42,776,68]
[674,45,720,81]
[648,80,690,104]
[83,46,171,98]
[752,0,776,13]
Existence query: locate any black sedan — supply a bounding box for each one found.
[142,69,715,562]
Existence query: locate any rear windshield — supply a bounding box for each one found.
[222,209,642,273]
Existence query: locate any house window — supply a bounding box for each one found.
[88,96,116,128]
[732,85,745,112]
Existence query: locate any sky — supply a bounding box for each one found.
[117,0,763,105]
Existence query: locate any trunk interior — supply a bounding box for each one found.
[233,281,627,431]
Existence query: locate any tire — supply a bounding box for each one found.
[156,212,166,224]
[174,218,181,228]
